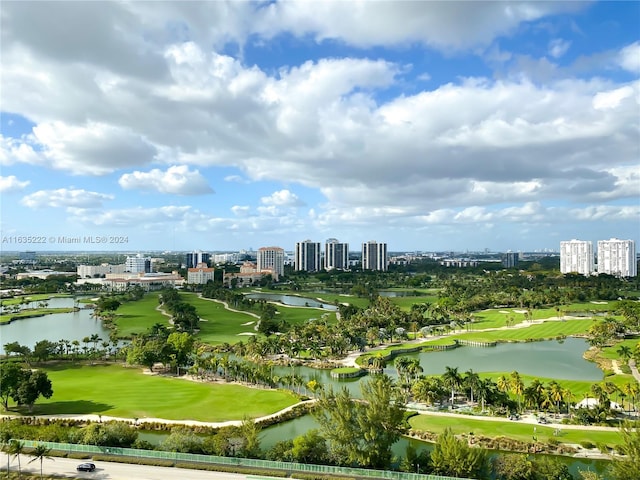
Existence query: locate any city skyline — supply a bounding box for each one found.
[1,1,638,252]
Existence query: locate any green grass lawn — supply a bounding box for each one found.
[182,294,262,345]
[0,308,76,324]
[17,363,297,422]
[451,319,596,343]
[408,414,623,447]
[600,339,639,361]
[112,293,169,337]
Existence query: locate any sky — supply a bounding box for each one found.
[1,1,639,254]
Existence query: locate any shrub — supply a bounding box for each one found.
[580,441,595,449]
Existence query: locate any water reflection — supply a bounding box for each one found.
[0,296,109,354]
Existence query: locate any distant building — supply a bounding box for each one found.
[257,246,285,280]
[439,259,479,268]
[560,240,594,275]
[77,263,126,278]
[212,252,241,264]
[361,241,388,271]
[186,250,210,268]
[16,270,76,280]
[223,261,265,287]
[597,238,637,277]
[295,240,321,272]
[19,251,37,263]
[104,272,183,291]
[502,252,519,268]
[325,238,349,271]
[125,254,152,273]
[187,263,215,284]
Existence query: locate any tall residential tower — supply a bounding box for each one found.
[295,240,321,272]
[325,238,349,271]
[597,238,637,277]
[361,240,388,271]
[560,240,594,275]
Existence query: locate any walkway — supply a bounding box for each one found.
[629,359,640,383]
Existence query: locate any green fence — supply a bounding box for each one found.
[16,439,471,480]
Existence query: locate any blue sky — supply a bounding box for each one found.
[1,1,638,253]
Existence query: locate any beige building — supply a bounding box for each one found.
[187,263,215,284]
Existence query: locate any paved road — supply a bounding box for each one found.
[629,359,640,383]
[3,455,262,480]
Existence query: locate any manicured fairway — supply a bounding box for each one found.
[182,294,261,345]
[113,293,169,337]
[409,414,623,447]
[21,363,297,422]
[452,319,596,343]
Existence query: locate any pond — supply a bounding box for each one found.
[0,296,110,354]
[405,337,602,381]
[268,339,601,399]
[245,293,338,311]
[139,416,612,478]
[258,415,612,478]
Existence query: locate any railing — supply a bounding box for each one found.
[16,439,471,480]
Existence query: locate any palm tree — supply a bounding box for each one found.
[548,381,564,416]
[28,445,53,480]
[463,369,480,404]
[9,440,24,477]
[1,430,12,476]
[510,371,524,412]
[476,378,494,412]
[617,345,632,365]
[497,375,510,395]
[442,366,462,405]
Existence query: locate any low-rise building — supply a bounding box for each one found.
[187,263,215,284]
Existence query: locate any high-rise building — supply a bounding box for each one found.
[560,240,594,275]
[597,238,637,277]
[257,246,285,280]
[502,251,519,268]
[125,254,152,273]
[325,238,349,271]
[186,250,210,268]
[361,240,388,271]
[295,240,321,272]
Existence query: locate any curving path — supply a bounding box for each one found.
[629,358,640,383]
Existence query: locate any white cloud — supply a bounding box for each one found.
[260,189,305,207]
[30,122,157,175]
[0,175,30,193]
[119,165,213,195]
[231,205,250,217]
[255,1,585,50]
[592,85,635,110]
[68,205,193,227]
[21,188,114,209]
[618,41,640,73]
[548,38,571,58]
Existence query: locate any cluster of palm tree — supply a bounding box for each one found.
[410,366,511,412]
[2,438,53,480]
[188,352,312,395]
[0,298,49,316]
[4,334,122,365]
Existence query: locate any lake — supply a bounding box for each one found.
[0,296,110,354]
